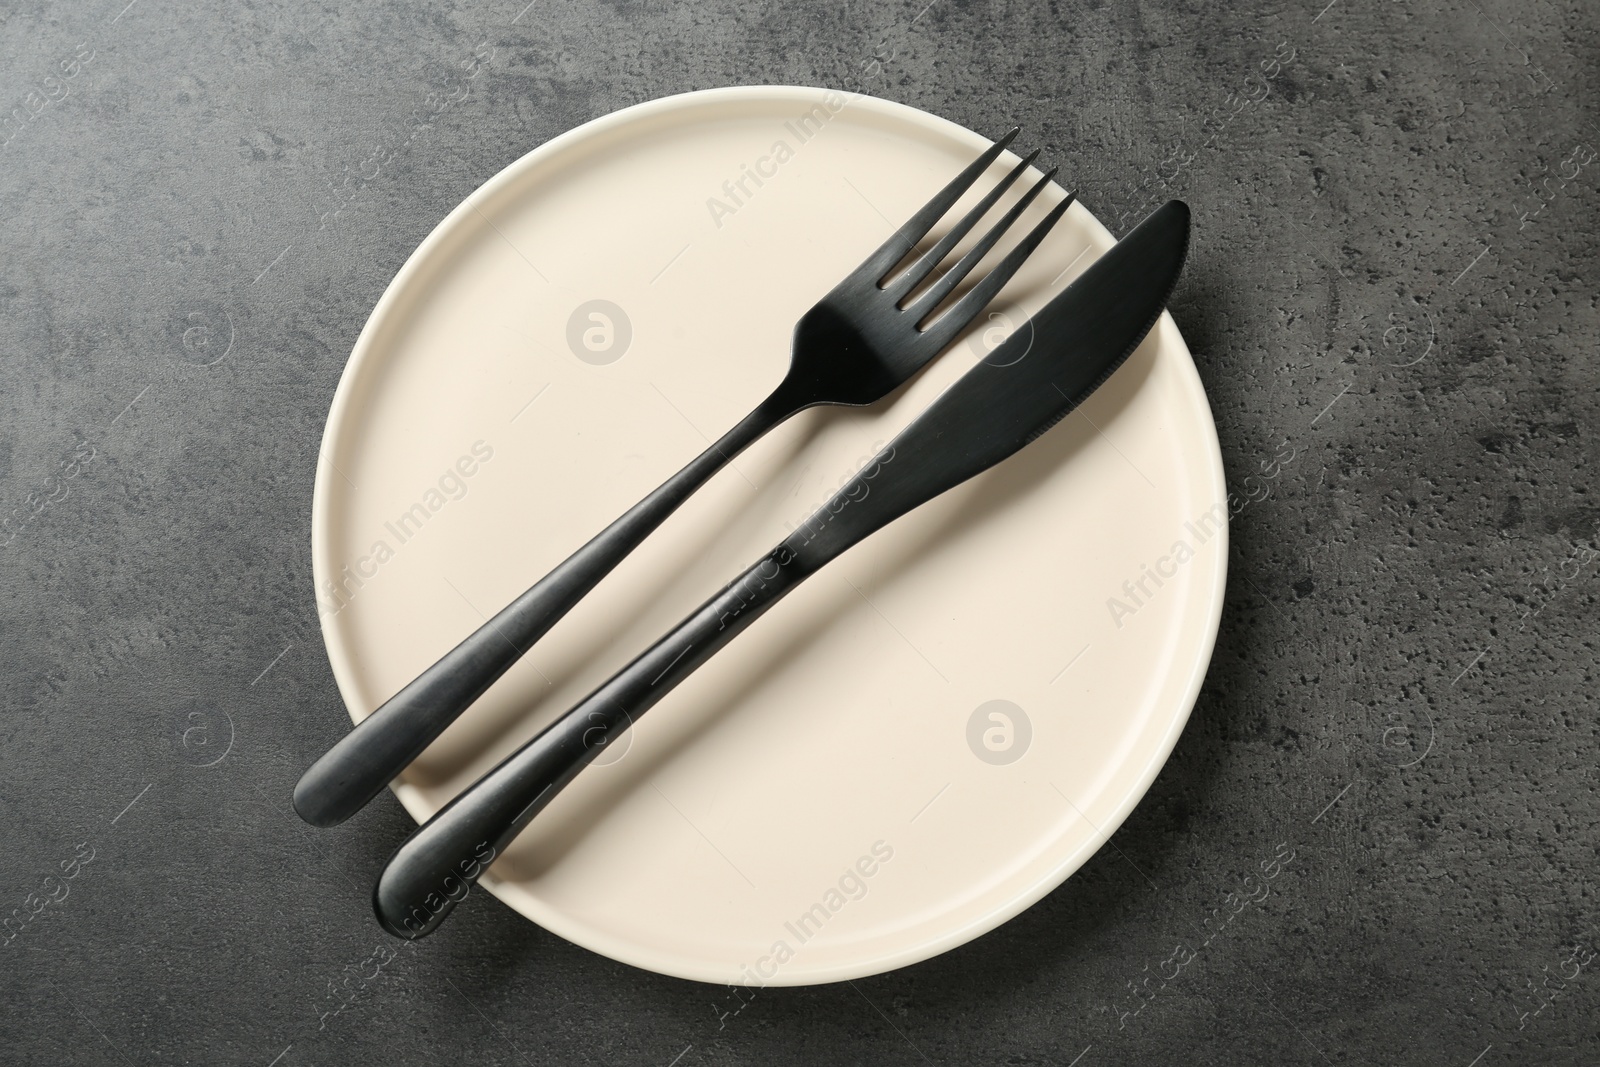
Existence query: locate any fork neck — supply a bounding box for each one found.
[756,374,825,424]
[663,380,813,511]
[703,382,809,470]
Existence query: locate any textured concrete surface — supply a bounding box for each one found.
[2,0,1598,1063]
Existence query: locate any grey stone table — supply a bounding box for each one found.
[2,0,1596,1063]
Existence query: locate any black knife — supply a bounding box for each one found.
[373,200,1191,939]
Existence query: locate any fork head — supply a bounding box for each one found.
[781,128,1076,409]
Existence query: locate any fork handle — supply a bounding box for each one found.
[293,389,798,828]
[372,541,817,938]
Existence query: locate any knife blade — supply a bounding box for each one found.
[373,200,1190,938]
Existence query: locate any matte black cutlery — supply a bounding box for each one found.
[373,200,1192,938]
[294,128,1075,828]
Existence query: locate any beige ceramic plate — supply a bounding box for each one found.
[312,86,1226,985]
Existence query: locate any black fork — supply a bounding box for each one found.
[294,128,1077,828]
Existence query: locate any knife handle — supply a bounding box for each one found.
[293,398,792,829]
[372,543,815,938]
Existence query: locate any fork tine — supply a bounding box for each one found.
[853,127,1021,284]
[917,186,1077,345]
[908,167,1064,322]
[883,149,1042,303]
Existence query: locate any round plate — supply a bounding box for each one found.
[313,86,1226,985]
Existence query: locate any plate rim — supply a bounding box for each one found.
[312,84,1228,984]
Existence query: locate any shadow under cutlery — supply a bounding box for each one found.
[489,336,1158,883]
